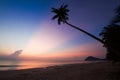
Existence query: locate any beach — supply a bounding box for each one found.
[0,61,120,80]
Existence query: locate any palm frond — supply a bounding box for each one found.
[52,15,58,20]
[51,4,69,25]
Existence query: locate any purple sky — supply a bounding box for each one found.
[0,0,120,60]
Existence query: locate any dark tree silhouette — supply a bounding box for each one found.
[100,5,120,62]
[100,24,120,61]
[51,5,104,44]
[112,5,120,24]
[51,4,120,62]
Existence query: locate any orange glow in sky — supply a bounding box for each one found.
[1,0,117,60]
[21,21,106,59]
[22,22,78,58]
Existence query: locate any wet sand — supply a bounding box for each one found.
[0,61,120,80]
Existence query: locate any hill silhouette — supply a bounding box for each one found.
[85,56,104,61]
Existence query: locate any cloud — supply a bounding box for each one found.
[0,50,23,60]
[10,50,22,58]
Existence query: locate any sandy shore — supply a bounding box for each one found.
[0,61,120,80]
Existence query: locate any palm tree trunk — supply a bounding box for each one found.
[65,21,104,44]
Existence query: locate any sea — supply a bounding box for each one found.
[0,60,90,71]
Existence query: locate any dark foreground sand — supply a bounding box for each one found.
[0,62,120,80]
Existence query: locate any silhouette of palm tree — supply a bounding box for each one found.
[100,5,120,62]
[51,5,104,44]
[112,5,120,24]
[100,24,120,61]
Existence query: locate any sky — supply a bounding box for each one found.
[0,0,120,60]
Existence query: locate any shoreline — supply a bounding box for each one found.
[0,61,120,80]
[0,61,98,71]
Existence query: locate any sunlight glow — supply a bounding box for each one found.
[22,22,75,57]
